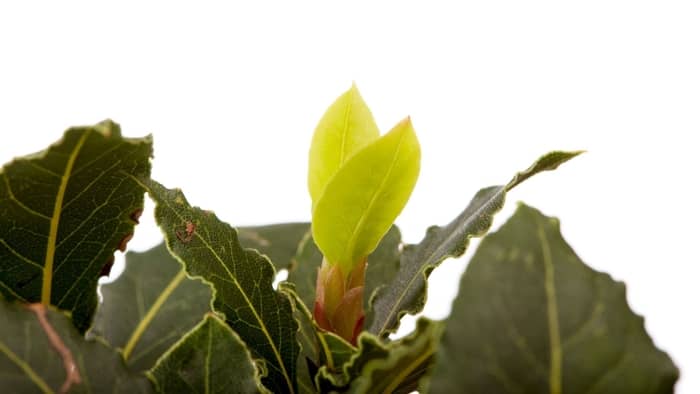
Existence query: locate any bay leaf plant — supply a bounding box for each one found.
[0,85,679,393]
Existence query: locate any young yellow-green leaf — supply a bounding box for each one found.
[286,225,401,316]
[366,151,583,337]
[0,120,152,332]
[0,300,152,393]
[91,243,212,372]
[149,314,267,394]
[312,118,420,274]
[425,204,678,394]
[140,180,298,394]
[308,84,380,206]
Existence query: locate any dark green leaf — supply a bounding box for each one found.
[279,282,357,394]
[0,120,152,332]
[140,180,298,394]
[238,223,310,272]
[91,243,212,372]
[348,318,442,394]
[317,318,441,394]
[316,332,385,394]
[0,300,152,393]
[286,232,323,311]
[363,226,401,319]
[287,226,402,314]
[317,332,355,375]
[279,282,320,394]
[149,314,266,394]
[366,151,582,337]
[425,204,678,394]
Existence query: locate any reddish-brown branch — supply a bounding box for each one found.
[27,304,81,394]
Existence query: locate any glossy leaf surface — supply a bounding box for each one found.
[91,243,212,372]
[312,119,420,274]
[426,204,678,394]
[0,120,152,332]
[308,84,380,206]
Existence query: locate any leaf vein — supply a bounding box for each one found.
[0,238,44,270]
[536,219,562,394]
[0,339,54,394]
[2,172,51,220]
[42,130,90,305]
[376,186,505,334]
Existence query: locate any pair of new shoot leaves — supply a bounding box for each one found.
[308,84,420,343]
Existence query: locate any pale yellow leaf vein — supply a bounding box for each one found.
[2,172,51,220]
[1,238,44,270]
[376,187,505,334]
[191,229,294,392]
[338,88,354,165]
[381,346,432,394]
[341,130,406,266]
[125,175,295,392]
[0,279,28,302]
[42,131,90,305]
[536,220,562,394]
[205,320,213,394]
[123,269,187,361]
[0,340,53,393]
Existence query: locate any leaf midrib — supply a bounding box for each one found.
[191,222,295,393]
[338,87,353,166]
[380,345,432,394]
[135,178,295,394]
[374,186,505,335]
[205,320,213,394]
[341,130,406,268]
[42,131,90,305]
[536,219,562,394]
[122,269,187,361]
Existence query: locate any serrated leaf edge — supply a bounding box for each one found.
[369,150,582,337]
[371,185,506,336]
[351,318,442,394]
[0,123,153,312]
[132,177,296,393]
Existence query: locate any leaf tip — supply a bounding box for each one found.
[93,119,121,138]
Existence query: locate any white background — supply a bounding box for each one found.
[1,1,698,392]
